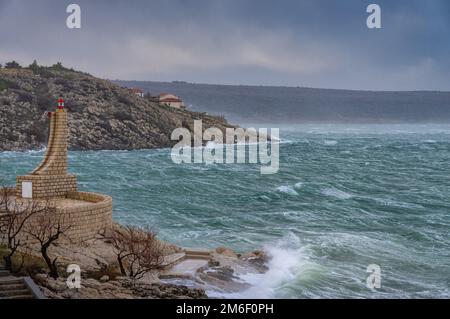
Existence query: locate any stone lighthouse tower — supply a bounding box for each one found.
[16,97,78,198]
[11,97,113,241]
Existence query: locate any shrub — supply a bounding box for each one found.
[4,61,21,69]
[63,72,75,81]
[16,90,34,103]
[0,97,11,106]
[26,121,47,143]
[35,68,54,78]
[28,60,39,73]
[0,79,19,91]
[36,94,54,112]
[50,62,69,72]
[0,79,9,91]
[109,225,164,279]
[64,100,84,113]
[0,249,47,277]
[118,95,132,106]
[114,110,133,122]
[0,187,52,273]
[24,209,72,279]
[98,120,112,131]
[54,78,70,87]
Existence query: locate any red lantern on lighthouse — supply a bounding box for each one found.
[58,97,65,110]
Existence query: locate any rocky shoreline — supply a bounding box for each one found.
[35,275,209,299]
[21,225,269,299]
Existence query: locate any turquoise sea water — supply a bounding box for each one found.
[1,124,449,298]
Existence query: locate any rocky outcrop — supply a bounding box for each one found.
[0,66,235,151]
[189,248,269,293]
[5,224,268,299]
[22,241,270,299]
[215,246,239,258]
[34,275,207,299]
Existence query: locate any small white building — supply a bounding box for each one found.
[159,93,185,109]
[129,88,144,98]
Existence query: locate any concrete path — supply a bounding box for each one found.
[159,249,212,280]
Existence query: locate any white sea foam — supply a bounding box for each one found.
[276,185,298,195]
[0,147,46,156]
[294,182,303,189]
[208,235,320,299]
[231,247,302,298]
[322,187,353,200]
[324,140,338,146]
[27,147,46,154]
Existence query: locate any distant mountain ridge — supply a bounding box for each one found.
[115,80,450,124]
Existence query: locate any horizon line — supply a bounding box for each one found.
[110,78,450,94]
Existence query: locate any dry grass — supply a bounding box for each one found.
[0,246,47,276]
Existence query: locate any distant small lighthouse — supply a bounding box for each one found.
[58,97,65,110]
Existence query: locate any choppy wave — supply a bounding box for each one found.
[321,187,353,200]
[294,182,303,189]
[276,185,298,195]
[324,140,338,146]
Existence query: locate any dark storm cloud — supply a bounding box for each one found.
[0,0,449,90]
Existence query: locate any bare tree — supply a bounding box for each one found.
[0,185,51,272]
[24,210,72,279]
[110,225,164,279]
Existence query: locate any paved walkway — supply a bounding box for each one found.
[159,249,212,280]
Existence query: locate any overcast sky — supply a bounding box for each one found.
[0,0,449,90]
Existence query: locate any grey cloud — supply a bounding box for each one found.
[0,0,449,90]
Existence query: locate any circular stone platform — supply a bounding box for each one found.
[0,191,112,242]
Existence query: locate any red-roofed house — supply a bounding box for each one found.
[129,88,144,98]
[159,93,185,109]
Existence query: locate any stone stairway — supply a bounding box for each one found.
[0,264,44,299]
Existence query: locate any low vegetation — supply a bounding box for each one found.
[1,184,165,282]
[0,184,69,278]
[109,225,164,279]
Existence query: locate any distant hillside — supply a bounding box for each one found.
[115,80,450,124]
[0,65,234,151]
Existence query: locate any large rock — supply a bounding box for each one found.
[215,247,238,258]
[240,250,269,272]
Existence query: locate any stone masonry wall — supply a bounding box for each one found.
[16,175,77,199]
[64,192,113,241]
[0,191,112,244]
[16,109,75,199]
[32,109,68,176]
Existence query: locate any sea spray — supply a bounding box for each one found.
[276,185,298,195]
[206,232,318,299]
